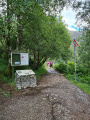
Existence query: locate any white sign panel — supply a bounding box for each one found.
[21,53,29,65]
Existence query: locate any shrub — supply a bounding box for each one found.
[78,75,90,85]
[34,65,47,80]
[67,61,75,74]
[0,58,8,73]
[77,65,89,75]
[55,63,67,73]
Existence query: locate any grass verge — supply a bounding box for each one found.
[34,65,47,80]
[0,65,47,89]
[65,74,90,95]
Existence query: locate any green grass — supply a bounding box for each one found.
[73,82,90,94]
[65,74,90,95]
[34,65,47,80]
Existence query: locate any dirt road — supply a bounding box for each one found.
[0,68,90,120]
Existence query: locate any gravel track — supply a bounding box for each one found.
[0,69,90,120]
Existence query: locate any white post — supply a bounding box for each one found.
[74,46,76,81]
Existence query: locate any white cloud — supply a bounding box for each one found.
[61,1,87,30]
[66,26,76,31]
[61,7,79,31]
[61,7,77,27]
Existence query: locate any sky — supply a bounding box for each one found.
[61,7,79,31]
[61,0,86,31]
[0,0,86,32]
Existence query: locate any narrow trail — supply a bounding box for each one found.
[46,67,59,74]
[0,68,90,120]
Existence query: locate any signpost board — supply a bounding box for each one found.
[11,52,29,66]
[21,53,29,65]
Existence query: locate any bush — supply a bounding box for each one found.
[77,65,89,75]
[54,63,67,73]
[34,65,47,80]
[67,61,75,74]
[0,58,8,73]
[78,75,90,85]
[65,74,90,94]
[65,73,90,85]
[54,61,75,74]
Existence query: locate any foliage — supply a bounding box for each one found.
[65,73,90,85]
[54,61,90,94]
[65,74,90,95]
[78,30,90,70]
[73,0,90,72]
[0,58,13,84]
[73,1,90,25]
[71,0,90,94]
[67,61,75,74]
[5,63,12,77]
[0,58,7,73]
[34,65,47,80]
[22,10,71,68]
[54,61,90,85]
[77,64,89,75]
[54,63,67,73]
[54,61,75,74]
[0,0,71,70]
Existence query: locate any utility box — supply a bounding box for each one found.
[15,70,37,89]
[11,52,29,66]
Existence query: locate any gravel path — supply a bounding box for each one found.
[0,69,90,120]
[46,67,59,74]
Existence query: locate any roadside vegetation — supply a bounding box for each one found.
[53,0,90,94]
[54,61,90,94]
[0,56,47,86]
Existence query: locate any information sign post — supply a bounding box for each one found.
[72,39,79,81]
[11,52,29,78]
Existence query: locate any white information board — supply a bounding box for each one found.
[21,53,29,65]
[11,52,29,66]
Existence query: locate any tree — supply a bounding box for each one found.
[0,0,14,58]
[78,30,90,69]
[21,5,71,68]
[73,0,90,26]
[73,1,90,72]
[0,0,72,69]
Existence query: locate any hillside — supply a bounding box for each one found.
[68,31,82,41]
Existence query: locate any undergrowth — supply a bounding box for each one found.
[0,58,47,88]
[65,74,90,94]
[54,61,90,95]
[34,65,47,80]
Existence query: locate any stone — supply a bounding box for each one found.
[15,70,37,89]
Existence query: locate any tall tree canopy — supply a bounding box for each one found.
[73,0,90,71]
[0,0,71,68]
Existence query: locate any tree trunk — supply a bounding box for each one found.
[37,49,40,66]
[16,16,22,50]
[34,49,36,68]
[40,57,47,66]
[6,0,11,59]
